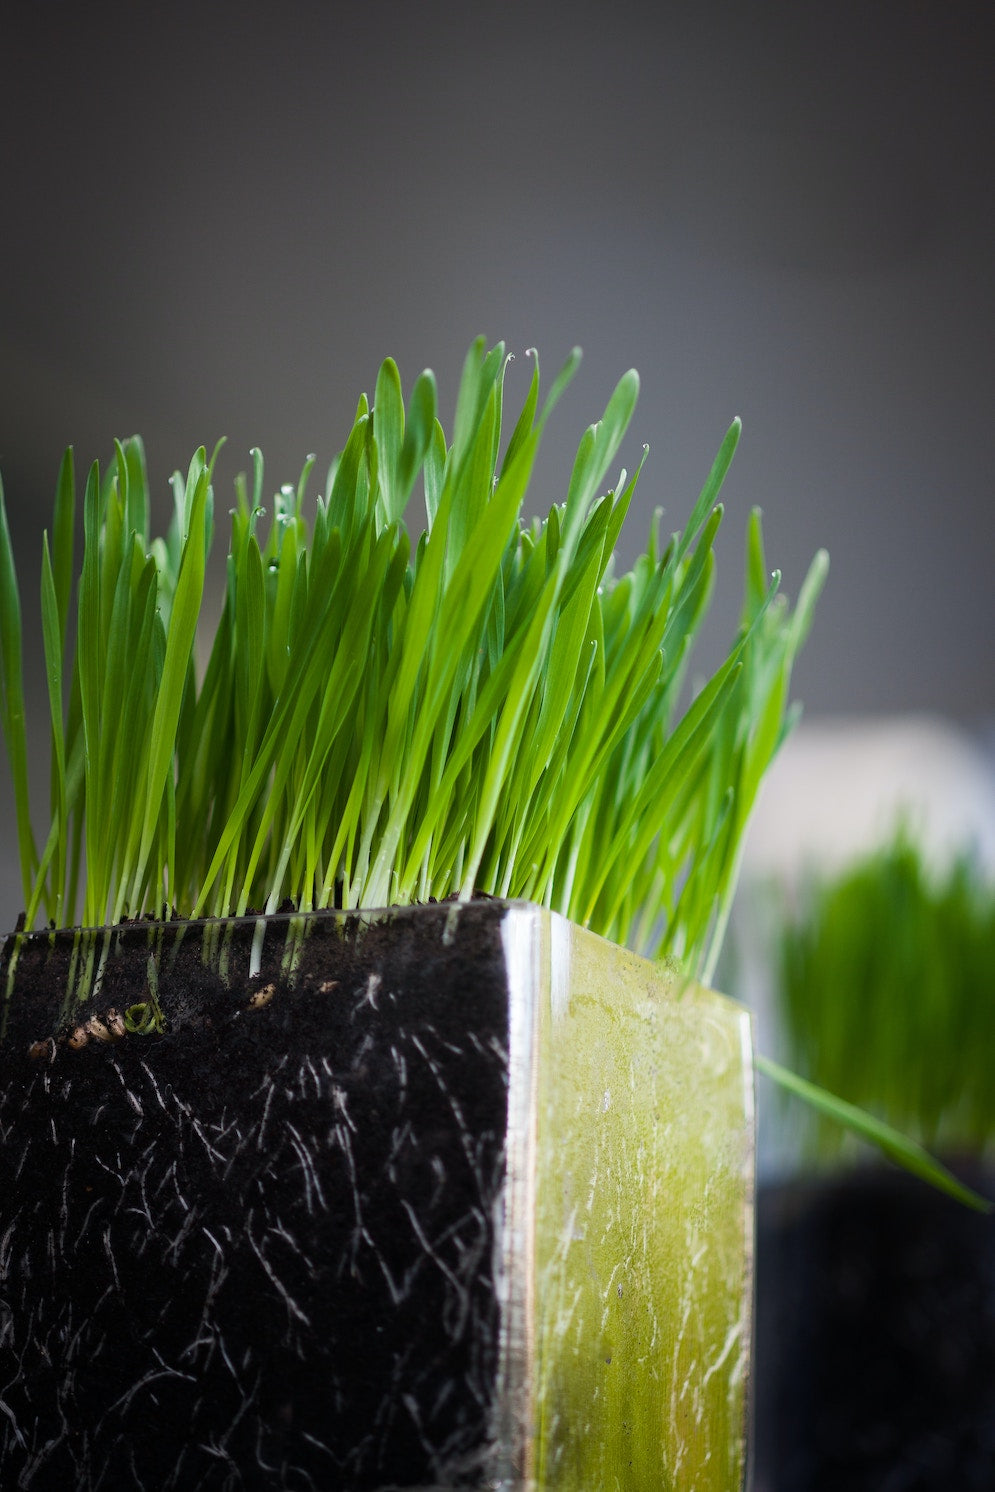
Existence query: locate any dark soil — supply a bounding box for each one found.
[754,1165,995,1491]
[0,904,513,1491]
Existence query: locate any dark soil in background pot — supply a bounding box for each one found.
[0,905,512,1491]
[754,1164,995,1492]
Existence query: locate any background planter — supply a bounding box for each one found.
[0,900,754,1490]
[754,1164,995,1492]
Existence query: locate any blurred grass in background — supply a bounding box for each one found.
[777,830,995,1159]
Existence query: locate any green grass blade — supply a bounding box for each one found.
[675,418,741,563]
[0,473,37,902]
[499,351,540,478]
[51,448,76,646]
[396,369,437,517]
[39,534,67,921]
[373,356,404,523]
[757,1055,992,1213]
[131,457,209,907]
[560,368,638,551]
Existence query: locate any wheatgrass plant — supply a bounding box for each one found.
[1,340,824,966]
[0,339,984,1206]
[777,831,995,1159]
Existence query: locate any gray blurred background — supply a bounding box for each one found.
[2,0,994,931]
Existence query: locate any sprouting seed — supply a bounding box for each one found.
[104,1008,127,1040]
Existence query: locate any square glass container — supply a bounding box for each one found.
[0,900,753,1490]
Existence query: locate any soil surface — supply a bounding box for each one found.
[754,1164,995,1491]
[0,904,513,1491]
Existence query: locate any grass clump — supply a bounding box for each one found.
[776,831,995,1159]
[0,338,826,979]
